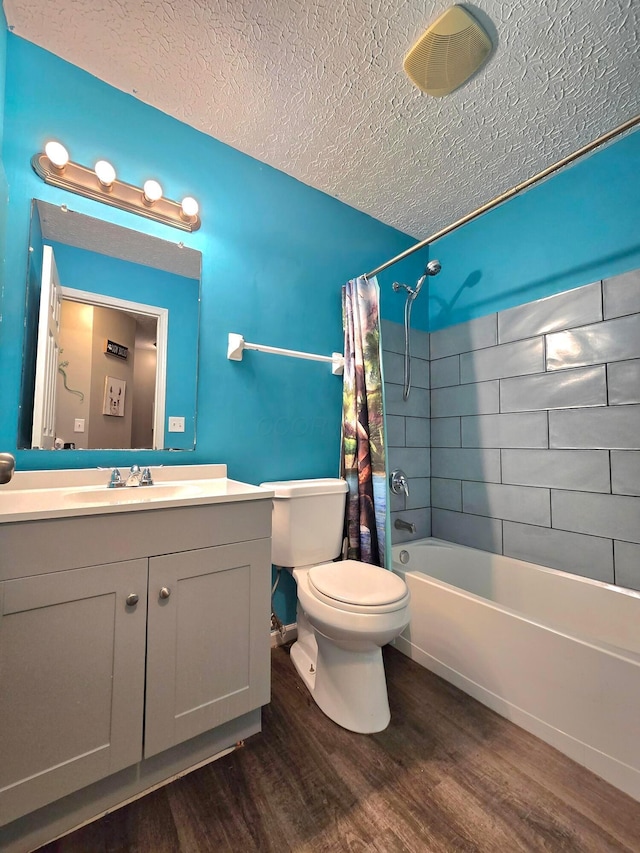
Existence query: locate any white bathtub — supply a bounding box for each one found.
[392,537,640,801]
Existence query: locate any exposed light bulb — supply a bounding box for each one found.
[95,159,116,187]
[44,141,69,169]
[143,179,163,203]
[181,196,199,219]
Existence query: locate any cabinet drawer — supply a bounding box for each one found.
[0,499,272,580]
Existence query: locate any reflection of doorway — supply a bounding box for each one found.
[58,288,168,449]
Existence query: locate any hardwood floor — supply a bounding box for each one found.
[39,646,640,853]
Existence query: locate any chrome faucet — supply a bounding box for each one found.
[390,469,410,497]
[394,518,416,534]
[106,465,153,488]
[126,465,143,487]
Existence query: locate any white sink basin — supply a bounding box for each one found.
[67,483,207,504]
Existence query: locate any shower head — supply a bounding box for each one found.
[413,259,442,297]
[393,259,442,299]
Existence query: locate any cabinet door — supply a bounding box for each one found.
[0,560,147,827]
[145,539,271,758]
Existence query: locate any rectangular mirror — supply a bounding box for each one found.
[18,200,201,450]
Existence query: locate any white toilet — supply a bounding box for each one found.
[260,477,410,734]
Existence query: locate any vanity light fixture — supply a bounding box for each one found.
[32,142,201,232]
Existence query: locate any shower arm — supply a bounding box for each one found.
[364,113,640,280]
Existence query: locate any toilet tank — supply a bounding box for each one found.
[259,478,349,567]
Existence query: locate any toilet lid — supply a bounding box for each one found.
[308,560,407,607]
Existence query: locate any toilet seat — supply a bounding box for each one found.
[307,560,409,614]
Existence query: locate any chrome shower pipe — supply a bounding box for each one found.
[365,113,640,280]
[393,261,441,400]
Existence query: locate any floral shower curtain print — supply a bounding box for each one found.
[341,275,387,567]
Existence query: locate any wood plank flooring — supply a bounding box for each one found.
[38,646,640,852]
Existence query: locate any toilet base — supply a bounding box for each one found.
[290,608,391,734]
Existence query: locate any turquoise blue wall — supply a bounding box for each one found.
[428,128,640,330]
[0,34,425,477]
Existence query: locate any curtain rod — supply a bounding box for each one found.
[365,113,640,280]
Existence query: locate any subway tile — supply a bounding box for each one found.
[431,478,462,511]
[388,447,431,478]
[608,359,640,405]
[385,383,430,418]
[430,355,460,389]
[549,404,640,449]
[603,269,640,319]
[503,522,614,582]
[389,488,406,513]
[500,365,606,412]
[390,478,431,512]
[406,477,431,510]
[614,540,640,591]
[460,337,544,384]
[431,448,501,483]
[551,490,640,544]
[611,451,640,496]
[406,417,430,447]
[432,381,500,417]
[546,314,640,370]
[461,412,548,449]
[382,322,430,361]
[382,350,406,385]
[391,508,431,544]
[383,351,429,389]
[411,328,430,361]
[501,449,611,493]
[430,314,497,360]
[381,320,406,355]
[432,508,503,554]
[462,481,551,526]
[431,417,461,448]
[498,281,603,344]
[386,415,405,447]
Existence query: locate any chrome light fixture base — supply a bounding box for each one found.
[32,153,201,232]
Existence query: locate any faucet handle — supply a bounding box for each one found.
[141,467,154,486]
[108,468,122,488]
[390,469,410,497]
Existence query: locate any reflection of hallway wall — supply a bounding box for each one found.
[56,302,137,448]
[89,307,135,448]
[131,344,156,448]
[56,300,93,448]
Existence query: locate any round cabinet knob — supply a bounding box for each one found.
[126,593,139,606]
[159,587,171,600]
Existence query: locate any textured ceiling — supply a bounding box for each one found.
[5,1,640,238]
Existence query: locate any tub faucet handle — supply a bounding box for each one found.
[390,469,410,497]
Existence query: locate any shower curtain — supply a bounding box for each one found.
[341,275,387,567]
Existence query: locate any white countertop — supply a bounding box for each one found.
[0,464,274,524]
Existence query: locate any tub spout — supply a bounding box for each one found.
[394,518,416,534]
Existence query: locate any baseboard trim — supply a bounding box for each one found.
[270,623,297,647]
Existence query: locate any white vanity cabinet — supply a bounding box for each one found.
[0,492,272,840]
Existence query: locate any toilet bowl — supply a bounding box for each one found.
[260,478,411,734]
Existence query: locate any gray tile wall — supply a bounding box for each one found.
[381,320,431,544]
[429,269,640,590]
